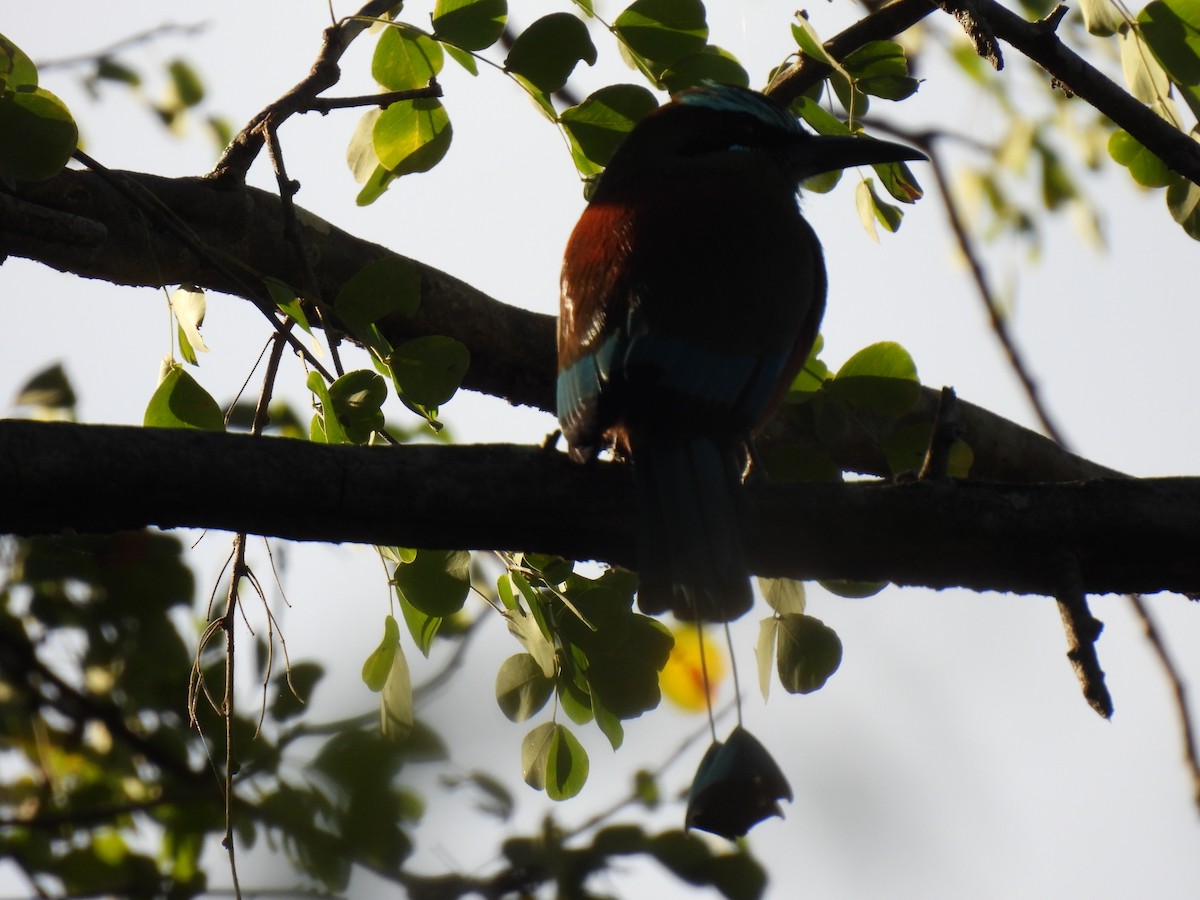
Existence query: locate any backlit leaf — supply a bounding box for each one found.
[560,83,658,173]
[393,549,471,617]
[0,33,39,90]
[776,613,842,694]
[373,24,444,90]
[389,335,470,408]
[362,615,401,691]
[830,341,920,417]
[374,98,453,176]
[496,653,554,722]
[336,257,421,338]
[505,13,596,94]
[144,363,225,431]
[381,641,414,741]
[614,0,708,74]
[521,722,589,799]
[433,0,507,50]
[0,86,77,181]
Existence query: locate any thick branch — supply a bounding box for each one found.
[0,169,1118,484]
[0,169,555,410]
[2,420,1196,598]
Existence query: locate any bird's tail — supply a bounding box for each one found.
[630,434,753,622]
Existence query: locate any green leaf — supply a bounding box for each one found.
[820,579,888,598]
[14,362,76,412]
[0,33,39,90]
[614,0,708,74]
[356,163,398,206]
[325,369,387,444]
[397,588,442,656]
[830,341,920,417]
[392,549,471,617]
[389,334,470,408]
[791,96,853,136]
[791,14,849,82]
[842,40,920,101]
[362,615,401,691]
[0,34,36,93]
[855,177,904,240]
[505,12,596,94]
[872,158,924,204]
[1161,0,1200,29]
[1167,173,1200,238]
[442,42,479,75]
[1139,1,1200,74]
[0,86,78,181]
[264,277,314,336]
[433,0,507,51]
[144,363,225,431]
[373,24,444,90]
[1081,0,1125,35]
[495,654,555,722]
[775,613,842,694]
[347,108,382,184]
[166,59,204,107]
[374,98,453,176]
[559,84,658,174]
[380,640,414,741]
[505,612,558,678]
[307,370,349,444]
[659,46,750,93]
[521,722,589,799]
[270,662,324,721]
[1120,29,1171,103]
[336,257,422,339]
[94,58,141,87]
[758,578,806,615]
[1108,129,1172,187]
[755,616,778,700]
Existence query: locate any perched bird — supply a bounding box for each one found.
[557,83,924,621]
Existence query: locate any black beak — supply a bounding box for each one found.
[790,133,927,180]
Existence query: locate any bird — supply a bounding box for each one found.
[557,83,925,622]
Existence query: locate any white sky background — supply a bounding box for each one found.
[3,2,1200,898]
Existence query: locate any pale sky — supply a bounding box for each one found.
[3,3,1199,898]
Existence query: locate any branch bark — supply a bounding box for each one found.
[3,420,1197,598]
[0,168,1120,484]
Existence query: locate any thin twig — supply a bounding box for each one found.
[304,84,442,115]
[36,22,208,69]
[208,0,402,183]
[1055,553,1113,718]
[922,142,1070,445]
[260,124,345,377]
[1128,593,1200,811]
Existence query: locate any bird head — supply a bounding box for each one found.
[597,82,926,190]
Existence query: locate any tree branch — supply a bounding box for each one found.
[767,0,1200,187]
[0,169,1122,484]
[2,420,1197,598]
[0,168,554,410]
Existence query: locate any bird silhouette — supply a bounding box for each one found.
[558,83,925,621]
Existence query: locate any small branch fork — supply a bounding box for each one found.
[767,0,1200,187]
[207,0,440,185]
